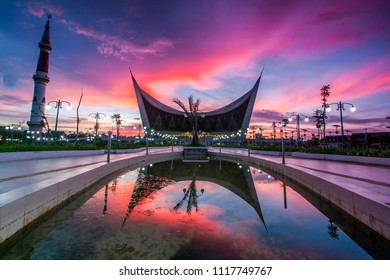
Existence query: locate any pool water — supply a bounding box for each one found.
[0,159,378,259]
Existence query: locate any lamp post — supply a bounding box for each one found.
[144,126,149,155]
[325,101,356,147]
[88,112,106,136]
[280,118,289,165]
[288,114,309,146]
[5,124,22,143]
[46,99,71,133]
[333,124,340,147]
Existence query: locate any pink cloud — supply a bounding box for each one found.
[26,1,63,17]
[60,19,174,61]
[27,2,44,17]
[332,57,390,101]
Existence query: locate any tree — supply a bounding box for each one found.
[312,109,324,139]
[75,89,83,145]
[111,113,123,143]
[173,95,204,146]
[320,85,331,145]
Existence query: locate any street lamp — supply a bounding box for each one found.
[325,101,356,147]
[5,124,22,142]
[288,113,309,145]
[88,112,107,136]
[46,99,71,135]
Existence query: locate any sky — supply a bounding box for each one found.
[0,0,389,137]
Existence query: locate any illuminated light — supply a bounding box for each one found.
[45,104,51,110]
[325,107,331,113]
[304,117,309,122]
[288,117,293,122]
[66,105,72,110]
[350,107,356,112]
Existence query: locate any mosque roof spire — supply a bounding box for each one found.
[39,15,52,50]
[35,15,52,74]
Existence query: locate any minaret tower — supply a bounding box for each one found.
[27,15,52,134]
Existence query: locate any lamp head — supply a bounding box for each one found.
[350,106,356,112]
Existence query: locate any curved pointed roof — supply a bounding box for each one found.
[38,15,52,51]
[131,70,262,133]
[35,15,52,75]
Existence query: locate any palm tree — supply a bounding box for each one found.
[173,95,204,146]
[312,109,324,140]
[320,85,331,144]
[110,113,123,143]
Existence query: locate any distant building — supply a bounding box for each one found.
[351,132,390,148]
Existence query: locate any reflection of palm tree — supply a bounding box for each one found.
[121,172,173,229]
[327,219,339,239]
[173,165,205,215]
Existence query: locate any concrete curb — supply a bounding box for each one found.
[0,150,105,162]
[1,148,389,165]
[249,150,390,166]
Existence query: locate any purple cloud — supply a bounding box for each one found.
[26,1,63,17]
[60,19,173,61]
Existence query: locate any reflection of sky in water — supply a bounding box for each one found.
[1,163,373,260]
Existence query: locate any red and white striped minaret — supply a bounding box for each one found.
[27,15,52,134]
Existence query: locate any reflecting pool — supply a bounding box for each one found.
[1,159,387,259]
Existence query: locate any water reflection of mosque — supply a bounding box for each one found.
[120,159,268,231]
